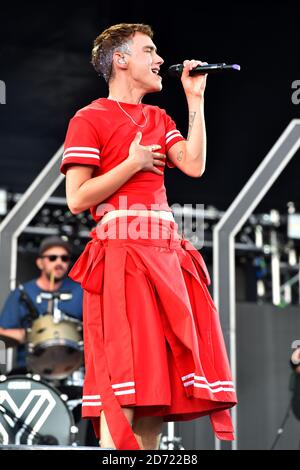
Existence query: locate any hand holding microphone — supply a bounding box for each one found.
[179,60,210,98]
[169,59,241,97]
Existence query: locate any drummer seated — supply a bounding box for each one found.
[0,236,83,374]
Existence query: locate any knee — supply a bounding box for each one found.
[133,416,163,435]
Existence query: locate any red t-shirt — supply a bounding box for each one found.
[60,98,185,222]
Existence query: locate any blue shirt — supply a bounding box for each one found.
[0,278,83,368]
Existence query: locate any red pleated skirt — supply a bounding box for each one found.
[68,215,237,450]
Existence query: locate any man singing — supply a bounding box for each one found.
[60,23,237,450]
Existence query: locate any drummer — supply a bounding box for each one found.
[0,235,83,374]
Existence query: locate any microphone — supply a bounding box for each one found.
[168,63,241,78]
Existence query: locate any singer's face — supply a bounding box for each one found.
[36,247,70,282]
[127,32,164,93]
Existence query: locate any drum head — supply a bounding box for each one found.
[26,314,83,380]
[27,345,83,380]
[0,375,76,445]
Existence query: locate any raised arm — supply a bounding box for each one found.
[166,59,207,178]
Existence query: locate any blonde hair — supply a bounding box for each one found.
[91,23,154,82]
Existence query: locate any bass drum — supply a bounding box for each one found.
[0,375,77,445]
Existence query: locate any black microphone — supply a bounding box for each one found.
[168,63,241,78]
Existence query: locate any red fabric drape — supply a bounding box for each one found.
[69,216,237,449]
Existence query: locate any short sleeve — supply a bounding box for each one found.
[0,289,25,328]
[164,113,185,168]
[60,116,101,175]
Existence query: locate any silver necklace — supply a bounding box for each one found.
[115,99,148,128]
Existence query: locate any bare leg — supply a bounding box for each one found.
[99,407,134,449]
[133,416,164,450]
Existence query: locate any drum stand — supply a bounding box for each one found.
[0,334,19,375]
[160,422,184,450]
[36,291,73,322]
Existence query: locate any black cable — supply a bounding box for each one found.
[269,400,292,450]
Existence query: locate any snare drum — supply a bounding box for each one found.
[0,375,77,445]
[26,314,83,380]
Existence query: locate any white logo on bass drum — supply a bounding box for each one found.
[0,389,56,444]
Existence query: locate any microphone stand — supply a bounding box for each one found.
[18,284,40,328]
[160,422,184,450]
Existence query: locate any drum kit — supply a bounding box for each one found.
[0,291,85,446]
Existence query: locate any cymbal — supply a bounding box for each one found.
[0,334,20,348]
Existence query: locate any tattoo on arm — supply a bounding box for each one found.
[177,150,184,162]
[187,111,196,140]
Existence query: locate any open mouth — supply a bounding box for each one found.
[151,68,161,76]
